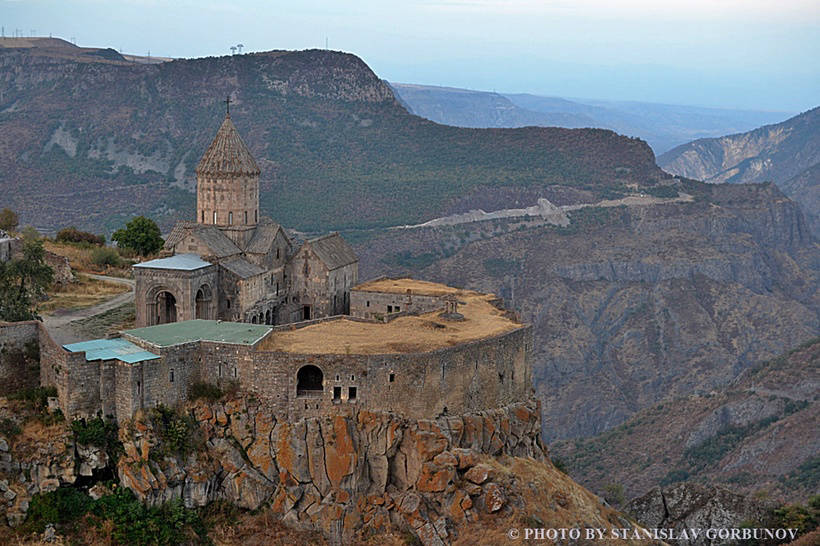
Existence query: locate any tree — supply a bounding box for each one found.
[112,216,164,256]
[0,208,19,232]
[0,238,54,321]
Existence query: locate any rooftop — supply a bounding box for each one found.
[123,319,271,347]
[63,338,160,364]
[133,253,213,271]
[258,280,521,355]
[195,115,261,177]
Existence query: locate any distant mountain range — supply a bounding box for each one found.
[389,82,793,154]
[659,107,820,237]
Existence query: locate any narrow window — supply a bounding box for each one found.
[389,373,395,383]
[229,211,234,224]
[170,369,174,383]
[348,386,357,400]
[218,363,222,377]
[276,282,279,295]
[350,375,355,381]
[387,305,393,313]
[395,306,400,312]
[137,381,141,395]
[244,211,248,224]
[366,301,370,307]
[213,211,217,224]
[227,299,231,309]
[255,210,258,222]
[201,210,204,222]
[333,386,341,400]
[233,367,237,378]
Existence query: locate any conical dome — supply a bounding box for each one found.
[195,115,260,176]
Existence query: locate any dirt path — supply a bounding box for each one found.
[42,274,135,345]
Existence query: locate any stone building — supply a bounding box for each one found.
[28,279,532,423]
[134,111,358,328]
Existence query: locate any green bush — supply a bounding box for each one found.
[0,417,21,438]
[71,416,121,457]
[9,386,57,410]
[22,487,93,533]
[56,226,105,246]
[149,405,201,458]
[91,246,123,267]
[188,381,223,402]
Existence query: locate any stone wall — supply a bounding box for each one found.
[241,325,533,422]
[0,321,40,396]
[350,288,442,320]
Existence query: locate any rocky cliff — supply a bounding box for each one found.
[552,338,819,504]
[355,181,818,444]
[658,107,820,236]
[0,395,657,545]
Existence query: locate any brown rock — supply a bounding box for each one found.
[483,482,506,513]
[464,463,493,484]
[416,462,455,493]
[324,416,356,489]
[432,451,457,467]
[452,448,479,469]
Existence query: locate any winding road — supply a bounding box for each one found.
[42,274,135,345]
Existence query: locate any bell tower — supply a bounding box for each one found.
[195,97,260,233]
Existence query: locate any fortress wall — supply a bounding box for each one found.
[140,342,201,409]
[0,321,40,396]
[245,325,532,421]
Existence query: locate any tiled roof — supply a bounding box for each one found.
[195,115,260,176]
[163,222,241,258]
[133,253,213,271]
[221,256,266,279]
[307,233,358,270]
[245,219,286,254]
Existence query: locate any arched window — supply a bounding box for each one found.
[244,211,248,224]
[228,211,233,225]
[213,211,217,224]
[296,365,323,396]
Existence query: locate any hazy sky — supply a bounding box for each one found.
[3,0,818,111]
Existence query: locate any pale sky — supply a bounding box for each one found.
[2,0,818,111]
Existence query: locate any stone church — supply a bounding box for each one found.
[133,110,358,327]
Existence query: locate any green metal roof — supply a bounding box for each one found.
[123,319,272,347]
[63,338,160,364]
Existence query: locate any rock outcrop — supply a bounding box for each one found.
[117,398,545,544]
[627,483,772,546]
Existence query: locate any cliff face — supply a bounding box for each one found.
[552,338,819,504]
[117,399,547,544]
[355,182,818,443]
[658,107,820,236]
[0,45,665,234]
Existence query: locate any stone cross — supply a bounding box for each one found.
[225,95,232,116]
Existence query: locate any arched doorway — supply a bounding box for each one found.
[265,309,271,325]
[155,291,177,324]
[195,285,212,319]
[296,365,323,397]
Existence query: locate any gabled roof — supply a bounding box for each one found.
[134,253,212,271]
[221,256,266,279]
[245,219,288,254]
[195,115,260,177]
[163,222,241,259]
[305,233,357,271]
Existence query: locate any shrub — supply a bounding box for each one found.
[0,208,18,231]
[9,386,57,410]
[603,483,625,507]
[22,487,93,533]
[188,381,223,402]
[0,417,21,438]
[56,226,105,246]
[71,416,121,457]
[149,405,201,458]
[551,457,568,474]
[91,246,123,267]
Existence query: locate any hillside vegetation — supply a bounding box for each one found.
[0,44,665,234]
